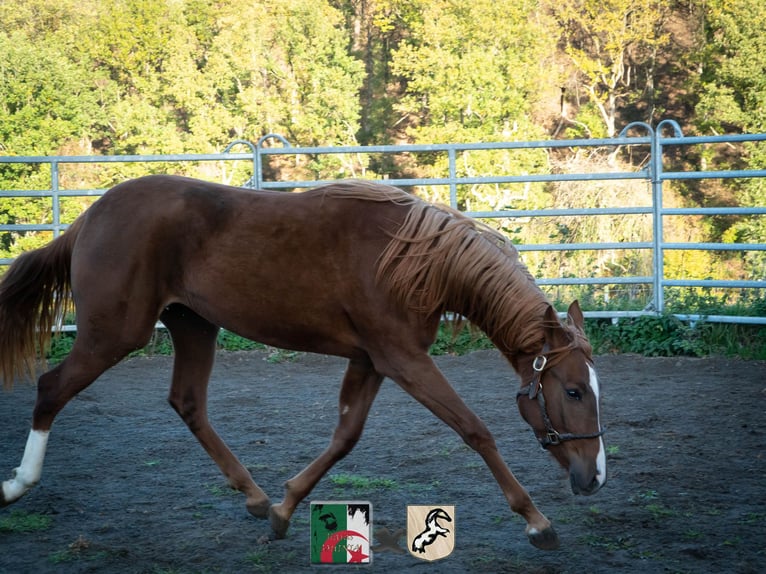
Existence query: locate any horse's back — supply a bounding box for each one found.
[75,174,404,266]
[69,175,415,355]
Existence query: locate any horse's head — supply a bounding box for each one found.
[515,301,606,496]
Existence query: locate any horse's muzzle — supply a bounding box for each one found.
[569,468,605,496]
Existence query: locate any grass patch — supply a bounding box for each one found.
[581,532,635,551]
[683,529,704,540]
[722,536,743,547]
[0,510,52,533]
[217,330,265,351]
[206,483,238,497]
[47,535,104,564]
[628,490,677,521]
[328,472,398,491]
[48,549,77,565]
[740,512,765,525]
[644,503,676,520]
[245,547,273,572]
[264,347,302,363]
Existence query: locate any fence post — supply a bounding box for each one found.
[51,160,61,238]
[448,147,458,209]
[653,120,684,315]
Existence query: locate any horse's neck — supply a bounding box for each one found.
[453,270,549,358]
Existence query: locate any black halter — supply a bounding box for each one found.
[516,353,605,449]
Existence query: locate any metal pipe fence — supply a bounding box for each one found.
[1,120,764,325]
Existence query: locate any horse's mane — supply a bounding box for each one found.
[320,181,576,355]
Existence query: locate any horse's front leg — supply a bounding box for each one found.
[387,352,559,550]
[269,356,384,538]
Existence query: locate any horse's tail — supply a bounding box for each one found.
[0,217,84,390]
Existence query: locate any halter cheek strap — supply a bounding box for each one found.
[516,353,605,449]
[527,355,547,399]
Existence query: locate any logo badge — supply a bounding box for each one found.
[407,505,455,561]
[310,501,372,564]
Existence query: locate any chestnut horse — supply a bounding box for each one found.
[0,176,605,550]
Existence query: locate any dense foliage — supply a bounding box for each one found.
[2,1,763,164]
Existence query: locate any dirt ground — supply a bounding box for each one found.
[1,349,764,573]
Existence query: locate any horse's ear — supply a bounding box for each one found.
[544,304,559,325]
[566,300,584,330]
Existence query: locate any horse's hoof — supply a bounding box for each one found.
[246,497,271,519]
[527,525,560,550]
[269,505,290,539]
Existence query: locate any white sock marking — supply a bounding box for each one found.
[588,365,607,487]
[2,429,50,503]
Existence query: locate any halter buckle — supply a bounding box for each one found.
[544,431,561,447]
[532,355,547,372]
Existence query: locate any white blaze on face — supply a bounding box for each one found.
[588,365,607,487]
[1,429,50,504]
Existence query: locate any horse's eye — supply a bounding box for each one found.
[566,389,582,401]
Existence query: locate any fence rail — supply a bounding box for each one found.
[1,120,764,325]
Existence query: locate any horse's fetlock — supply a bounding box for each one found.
[269,504,292,539]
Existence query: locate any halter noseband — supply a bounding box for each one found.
[516,351,605,449]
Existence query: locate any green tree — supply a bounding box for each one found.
[200,1,364,147]
[693,0,766,279]
[192,0,366,180]
[0,29,106,256]
[547,0,671,137]
[0,32,102,156]
[379,0,555,208]
[390,0,554,144]
[695,0,766,134]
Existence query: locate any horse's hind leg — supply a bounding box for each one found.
[269,356,384,538]
[2,336,142,506]
[161,304,270,518]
